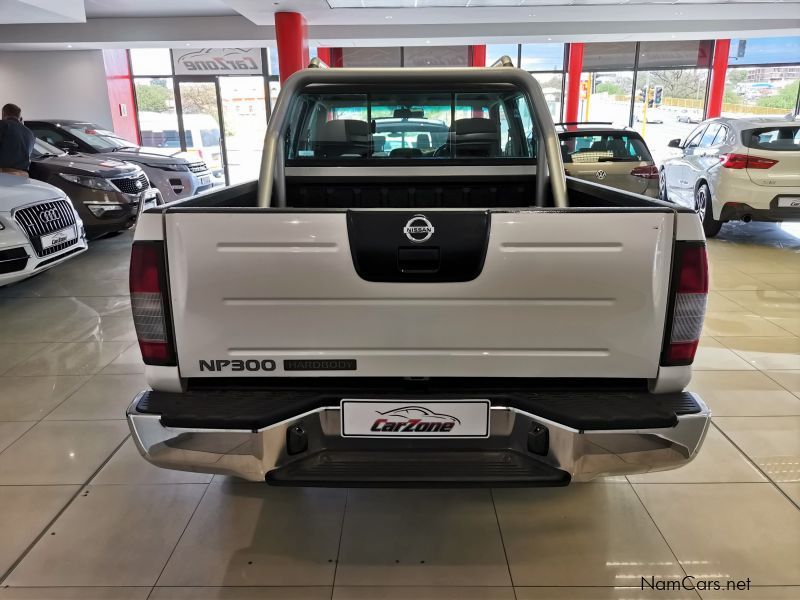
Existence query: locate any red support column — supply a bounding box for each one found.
[330,48,344,68]
[469,45,486,67]
[706,39,730,119]
[101,49,140,144]
[316,47,331,66]
[564,42,584,123]
[274,11,309,84]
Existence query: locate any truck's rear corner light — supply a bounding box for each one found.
[664,244,708,367]
[130,241,176,366]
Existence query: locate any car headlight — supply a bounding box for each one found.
[143,162,189,172]
[59,173,117,192]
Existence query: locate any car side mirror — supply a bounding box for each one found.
[667,138,682,149]
[55,140,79,154]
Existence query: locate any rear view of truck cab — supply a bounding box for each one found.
[126,63,710,487]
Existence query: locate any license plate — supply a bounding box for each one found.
[40,226,76,249]
[341,400,490,438]
[198,175,211,186]
[778,197,800,208]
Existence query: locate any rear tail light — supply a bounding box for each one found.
[630,165,659,179]
[130,241,176,366]
[663,243,708,366]
[720,153,778,170]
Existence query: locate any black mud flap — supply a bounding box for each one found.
[265,449,571,488]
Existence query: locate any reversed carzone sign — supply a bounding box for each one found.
[340,400,490,438]
[172,48,263,76]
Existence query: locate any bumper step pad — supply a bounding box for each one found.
[266,449,571,487]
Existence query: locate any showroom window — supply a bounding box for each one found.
[521,44,566,121]
[723,38,800,119]
[577,43,637,127]
[487,44,520,67]
[630,41,713,161]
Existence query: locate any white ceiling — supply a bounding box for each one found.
[0,0,84,24]
[83,0,237,19]
[0,0,797,50]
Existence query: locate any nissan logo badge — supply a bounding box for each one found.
[403,214,434,243]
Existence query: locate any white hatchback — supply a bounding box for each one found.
[659,116,800,237]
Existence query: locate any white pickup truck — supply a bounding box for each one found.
[126,63,710,486]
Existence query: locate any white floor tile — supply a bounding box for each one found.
[333,587,516,600]
[0,421,35,453]
[0,588,150,599]
[633,483,800,585]
[701,313,791,337]
[335,489,510,587]
[692,338,755,371]
[718,337,800,371]
[0,420,129,485]
[9,341,130,376]
[0,344,46,375]
[5,484,206,587]
[0,485,79,576]
[157,480,345,587]
[45,373,146,421]
[100,342,144,375]
[688,371,800,416]
[494,484,684,587]
[515,588,700,599]
[713,416,800,483]
[149,588,331,600]
[0,376,88,421]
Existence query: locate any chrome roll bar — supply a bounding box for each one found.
[257,66,568,209]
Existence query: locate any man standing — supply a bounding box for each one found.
[0,103,36,176]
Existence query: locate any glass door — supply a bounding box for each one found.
[219,76,268,185]
[176,79,227,186]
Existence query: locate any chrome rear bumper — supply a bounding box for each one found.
[127,392,710,484]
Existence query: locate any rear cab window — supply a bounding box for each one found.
[286,89,536,162]
[743,126,800,151]
[559,132,653,164]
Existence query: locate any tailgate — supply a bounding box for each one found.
[746,148,800,188]
[165,209,674,379]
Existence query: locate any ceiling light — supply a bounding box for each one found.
[547,38,552,41]
[425,40,431,44]
[385,15,392,19]
[66,44,72,48]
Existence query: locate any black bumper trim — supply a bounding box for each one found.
[135,386,701,432]
[265,449,571,487]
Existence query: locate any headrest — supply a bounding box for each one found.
[316,119,369,143]
[389,147,423,158]
[608,138,627,157]
[416,133,431,149]
[452,118,498,136]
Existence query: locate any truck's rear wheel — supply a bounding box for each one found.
[696,183,722,238]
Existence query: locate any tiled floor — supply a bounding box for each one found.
[0,222,798,600]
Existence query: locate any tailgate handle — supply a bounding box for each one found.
[398,247,440,273]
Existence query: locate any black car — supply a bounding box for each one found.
[29,139,161,239]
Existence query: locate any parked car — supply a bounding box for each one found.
[676,109,702,124]
[124,63,709,487]
[634,106,665,124]
[25,120,214,202]
[660,116,800,237]
[556,123,659,197]
[29,139,161,239]
[0,173,87,286]
[139,111,225,184]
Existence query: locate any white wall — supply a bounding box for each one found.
[0,50,112,128]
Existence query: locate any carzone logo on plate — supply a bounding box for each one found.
[371,406,461,433]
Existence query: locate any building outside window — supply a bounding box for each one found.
[723,37,800,119]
